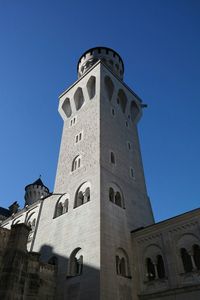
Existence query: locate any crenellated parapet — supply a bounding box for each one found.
[77,47,124,79]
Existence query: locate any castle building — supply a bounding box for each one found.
[0,47,200,300]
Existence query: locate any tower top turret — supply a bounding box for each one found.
[77,47,124,80]
[24,178,49,206]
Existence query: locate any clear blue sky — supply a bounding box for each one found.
[0,0,199,222]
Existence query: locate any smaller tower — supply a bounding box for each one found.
[24,178,49,206]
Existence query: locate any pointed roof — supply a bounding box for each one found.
[25,177,49,191]
[32,178,44,186]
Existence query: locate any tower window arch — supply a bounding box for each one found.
[117,89,127,113]
[74,87,84,111]
[74,182,91,208]
[67,247,83,277]
[108,184,125,208]
[61,98,72,118]
[72,155,81,172]
[54,195,69,218]
[116,248,130,278]
[87,76,96,99]
[104,76,114,101]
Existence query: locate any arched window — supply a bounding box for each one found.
[109,187,114,202]
[193,244,200,270]
[180,248,193,273]
[110,152,115,164]
[120,257,126,277]
[117,89,127,113]
[57,202,63,216]
[104,76,114,101]
[26,212,36,232]
[146,258,156,281]
[72,155,81,172]
[74,87,84,111]
[30,218,36,231]
[74,182,91,208]
[157,255,165,279]
[84,187,90,202]
[116,248,130,278]
[67,248,83,277]
[115,192,122,207]
[87,76,96,99]
[108,184,124,208]
[54,195,69,218]
[61,97,72,118]
[76,191,84,207]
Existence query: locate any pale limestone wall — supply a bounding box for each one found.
[33,64,101,300]
[99,63,154,300]
[131,208,200,300]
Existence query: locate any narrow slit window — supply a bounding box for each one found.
[130,168,135,179]
[111,152,115,164]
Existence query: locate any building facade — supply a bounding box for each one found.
[1,47,200,300]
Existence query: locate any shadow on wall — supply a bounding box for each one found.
[39,244,100,300]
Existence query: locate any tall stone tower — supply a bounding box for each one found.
[33,47,154,300]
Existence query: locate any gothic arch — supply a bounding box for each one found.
[54,194,69,218]
[71,155,81,172]
[26,212,36,231]
[67,247,83,277]
[87,76,96,99]
[115,248,130,278]
[74,182,91,208]
[177,233,200,251]
[74,87,85,111]
[144,244,166,281]
[104,76,114,101]
[108,182,125,208]
[61,97,72,118]
[177,233,200,273]
[117,89,127,113]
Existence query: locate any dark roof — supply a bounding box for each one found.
[32,178,44,186]
[0,207,11,218]
[25,177,49,191]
